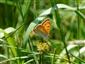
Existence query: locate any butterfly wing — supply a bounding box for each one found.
[42,19,50,34]
[34,24,48,38]
[33,18,50,38]
[34,24,46,34]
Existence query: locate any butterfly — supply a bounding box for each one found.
[33,18,51,38]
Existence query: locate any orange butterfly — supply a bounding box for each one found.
[33,18,51,38]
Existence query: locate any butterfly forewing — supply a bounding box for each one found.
[42,19,50,34]
[36,25,46,33]
[33,18,50,38]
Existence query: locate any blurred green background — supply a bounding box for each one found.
[0,0,85,64]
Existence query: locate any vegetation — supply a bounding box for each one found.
[0,0,85,64]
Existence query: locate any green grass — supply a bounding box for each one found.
[0,0,85,64]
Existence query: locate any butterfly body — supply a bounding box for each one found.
[33,18,50,38]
